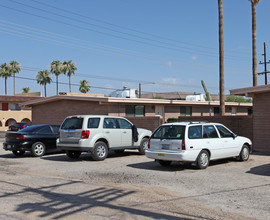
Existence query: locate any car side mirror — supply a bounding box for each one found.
[232,133,237,139]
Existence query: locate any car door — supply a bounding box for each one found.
[215,125,240,157]
[103,118,121,148]
[202,125,223,159]
[117,118,133,147]
[35,125,56,150]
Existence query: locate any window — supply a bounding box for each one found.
[51,125,60,134]
[188,125,202,139]
[180,106,192,116]
[216,125,232,138]
[203,125,218,138]
[36,126,52,134]
[214,107,220,116]
[103,118,117,129]
[2,103,8,111]
[231,107,237,115]
[117,118,132,129]
[88,118,100,128]
[61,118,83,129]
[152,125,185,139]
[125,105,145,117]
[10,103,21,111]
[248,108,253,115]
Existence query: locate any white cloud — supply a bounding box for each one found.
[192,56,198,60]
[166,61,172,67]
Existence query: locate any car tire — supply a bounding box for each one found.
[66,151,81,159]
[31,142,46,157]
[239,145,250,161]
[12,150,25,157]
[138,138,149,155]
[158,160,172,166]
[115,150,125,155]
[91,141,108,161]
[196,150,209,169]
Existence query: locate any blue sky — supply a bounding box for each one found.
[0,0,269,97]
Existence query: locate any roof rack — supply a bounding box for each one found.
[179,121,208,125]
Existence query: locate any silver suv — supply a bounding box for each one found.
[57,115,152,161]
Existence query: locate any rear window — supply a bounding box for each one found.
[152,125,185,139]
[61,118,83,129]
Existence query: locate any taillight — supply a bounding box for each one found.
[147,139,151,148]
[81,130,90,139]
[16,135,26,140]
[182,139,186,150]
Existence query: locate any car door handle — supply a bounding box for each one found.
[105,131,110,134]
[123,131,127,134]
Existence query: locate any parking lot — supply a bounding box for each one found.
[0,139,269,220]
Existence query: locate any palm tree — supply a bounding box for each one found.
[249,0,262,87]
[218,0,225,116]
[36,70,52,97]
[63,60,77,92]
[79,80,90,93]
[22,87,30,94]
[9,61,21,95]
[0,63,12,95]
[50,60,63,95]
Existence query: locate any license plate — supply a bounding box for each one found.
[157,153,165,156]
[7,145,12,150]
[66,133,74,138]
[161,144,170,150]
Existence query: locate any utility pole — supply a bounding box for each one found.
[259,42,270,85]
[139,83,141,98]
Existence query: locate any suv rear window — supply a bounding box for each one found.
[61,118,83,129]
[152,125,185,139]
[88,118,100,128]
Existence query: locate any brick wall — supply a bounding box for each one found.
[253,92,270,153]
[177,116,253,142]
[126,116,162,132]
[32,100,108,125]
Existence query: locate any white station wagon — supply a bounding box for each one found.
[145,121,252,169]
[57,115,152,161]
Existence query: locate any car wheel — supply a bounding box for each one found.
[66,151,81,159]
[12,150,25,157]
[31,142,46,157]
[239,145,250,161]
[138,138,149,155]
[158,160,172,166]
[196,150,209,169]
[115,150,125,155]
[91,141,108,161]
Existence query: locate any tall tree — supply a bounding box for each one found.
[50,60,63,95]
[249,0,262,86]
[63,60,77,92]
[36,70,52,97]
[0,63,12,95]
[9,61,21,96]
[22,87,30,94]
[79,80,90,93]
[218,0,225,116]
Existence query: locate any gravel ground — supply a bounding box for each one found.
[0,140,269,220]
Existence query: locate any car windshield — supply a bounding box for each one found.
[61,117,83,129]
[152,125,185,139]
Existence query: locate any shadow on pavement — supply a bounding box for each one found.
[247,163,270,176]
[0,179,199,220]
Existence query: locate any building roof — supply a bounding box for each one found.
[0,95,43,103]
[141,92,224,101]
[230,84,270,97]
[21,94,252,107]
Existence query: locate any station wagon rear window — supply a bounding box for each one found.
[61,117,83,129]
[152,125,185,139]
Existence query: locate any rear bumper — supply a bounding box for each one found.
[145,149,198,162]
[57,142,93,152]
[3,142,32,151]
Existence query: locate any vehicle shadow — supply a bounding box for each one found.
[128,158,237,172]
[0,179,198,220]
[247,163,270,176]
[41,151,142,162]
